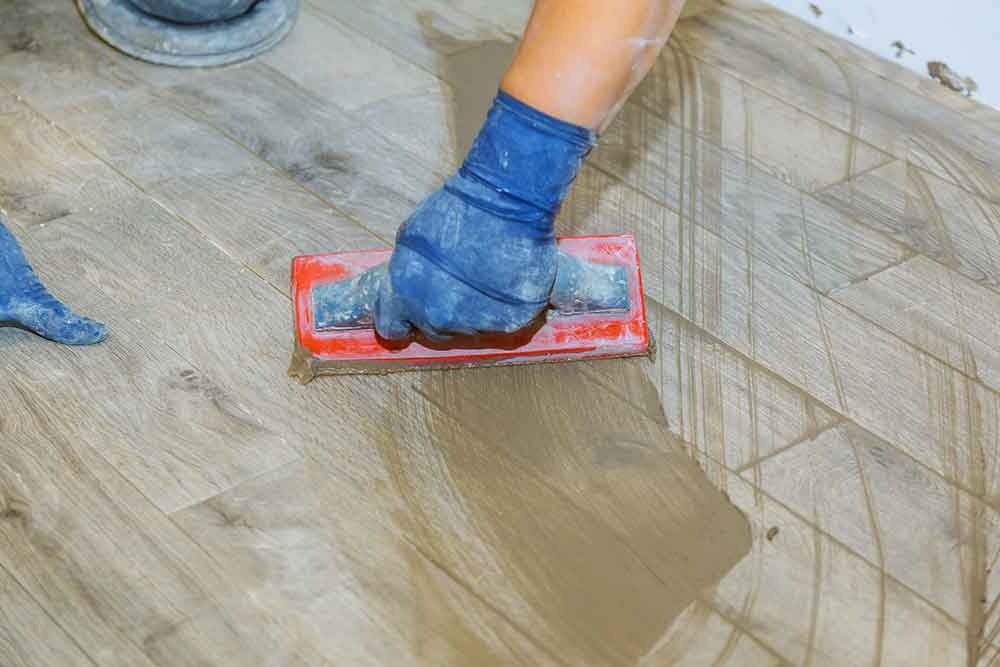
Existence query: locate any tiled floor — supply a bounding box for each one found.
[3,1,1000,664]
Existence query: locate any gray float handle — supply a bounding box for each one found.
[311,250,630,331]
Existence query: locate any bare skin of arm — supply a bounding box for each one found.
[501,0,688,133]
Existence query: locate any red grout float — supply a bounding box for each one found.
[288,234,652,383]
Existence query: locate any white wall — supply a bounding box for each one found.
[765,0,1000,108]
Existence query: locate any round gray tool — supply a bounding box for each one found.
[127,0,259,24]
[76,0,299,67]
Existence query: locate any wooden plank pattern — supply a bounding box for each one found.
[0,419,236,666]
[672,7,1000,208]
[260,3,440,112]
[174,359,752,666]
[754,420,1000,626]
[818,159,1000,291]
[5,200,302,513]
[0,92,134,228]
[4,0,1000,663]
[0,566,92,667]
[643,301,1000,645]
[718,0,1000,126]
[161,64,443,241]
[0,6,142,113]
[830,255,1000,393]
[582,96,1000,507]
[591,102,909,294]
[635,39,896,194]
[706,471,970,666]
[170,460,558,666]
[307,0,513,77]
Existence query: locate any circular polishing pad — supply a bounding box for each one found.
[126,1,259,24]
[76,0,299,67]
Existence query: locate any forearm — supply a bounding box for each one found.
[501,0,687,132]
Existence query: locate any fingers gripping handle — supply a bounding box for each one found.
[310,251,630,332]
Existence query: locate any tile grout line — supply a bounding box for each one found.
[0,559,101,667]
[587,155,1000,401]
[595,338,988,643]
[731,418,845,474]
[4,362,299,664]
[2,71,415,658]
[808,154,899,194]
[670,31,1000,210]
[649,294,1000,513]
[0,77,313,512]
[161,458,337,660]
[562,306,993,645]
[823,249,919,294]
[11,12,398,278]
[411,378,792,666]
[0,86,298,305]
[303,0,517,85]
[694,600,795,665]
[629,82,1000,304]
[702,439,984,640]
[5,22,696,665]
[629,71,1000,307]
[148,83,395,250]
[699,2,1000,140]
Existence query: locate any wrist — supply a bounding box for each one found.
[449,91,595,224]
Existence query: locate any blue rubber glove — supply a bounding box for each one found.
[0,217,107,345]
[375,91,595,341]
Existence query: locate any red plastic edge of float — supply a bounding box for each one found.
[291,234,649,370]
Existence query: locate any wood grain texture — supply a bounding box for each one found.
[638,302,842,490]
[635,39,896,195]
[641,299,1000,662]
[170,459,557,667]
[818,159,1000,291]
[830,255,1000,393]
[673,6,1000,207]
[4,198,301,513]
[753,420,1000,628]
[260,3,440,113]
[175,360,751,666]
[0,91,134,228]
[307,0,513,77]
[148,166,380,291]
[48,89,265,189]
[0,5,142,113]
[427,0,532,35]
[707,470,971,667]
[4,0,1000,663]
[1,70,582,667]
[0,405,364,665]
[160,63,444,240]
[217,363,746,664]
[326,31,911,300]
[0,566,93,667]
[581,97,1000,507]
[46,69,387,291]
[0,418,242,666]
[718,0,1000,127]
